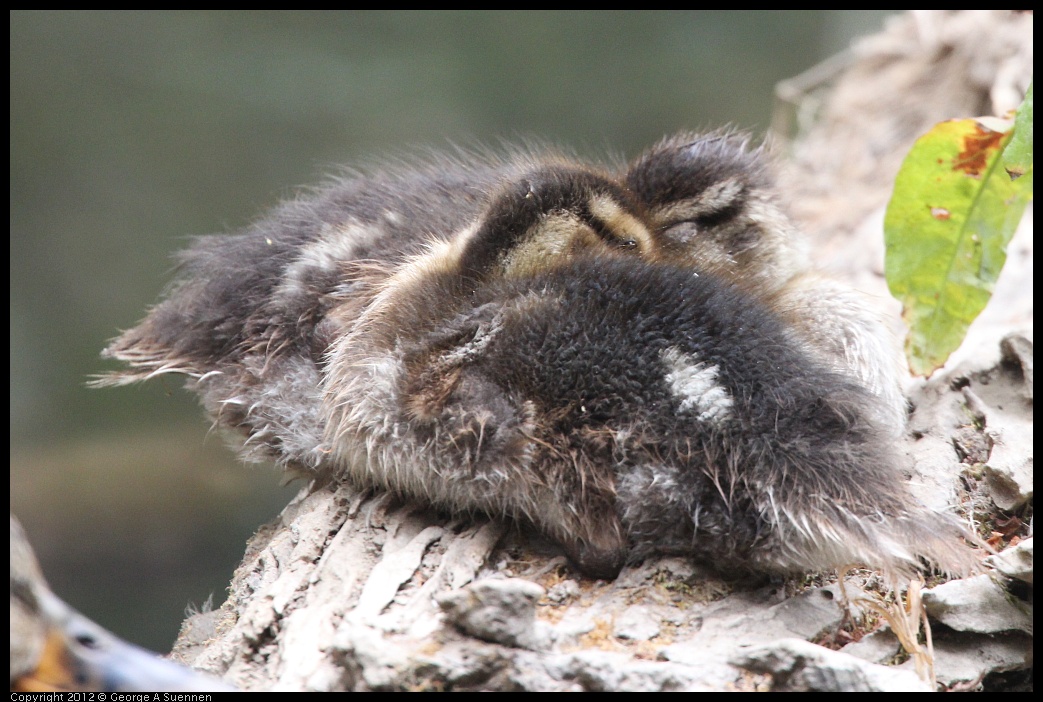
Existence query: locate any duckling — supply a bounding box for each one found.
[10,515,232,692]
[97,133,976,580]
[626,132,906,432]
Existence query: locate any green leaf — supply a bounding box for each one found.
[884,109,1033,377]
[1002,81,1033,180]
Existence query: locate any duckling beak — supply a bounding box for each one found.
[13,590,234,692]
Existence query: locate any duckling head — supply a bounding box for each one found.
[626,131,808,298]
[456,164,654,280]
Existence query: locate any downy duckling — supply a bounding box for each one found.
[97,133,975,579]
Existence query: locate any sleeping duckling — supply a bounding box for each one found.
[627,132,907,433]
[97,132,976,580]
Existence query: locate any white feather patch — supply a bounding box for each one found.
[661,347,733,423]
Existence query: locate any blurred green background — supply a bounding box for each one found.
[10,10,897,652]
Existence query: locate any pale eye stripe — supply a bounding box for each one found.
[651,178,745,222]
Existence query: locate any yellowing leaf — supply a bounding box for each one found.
[884,116,1032,377]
